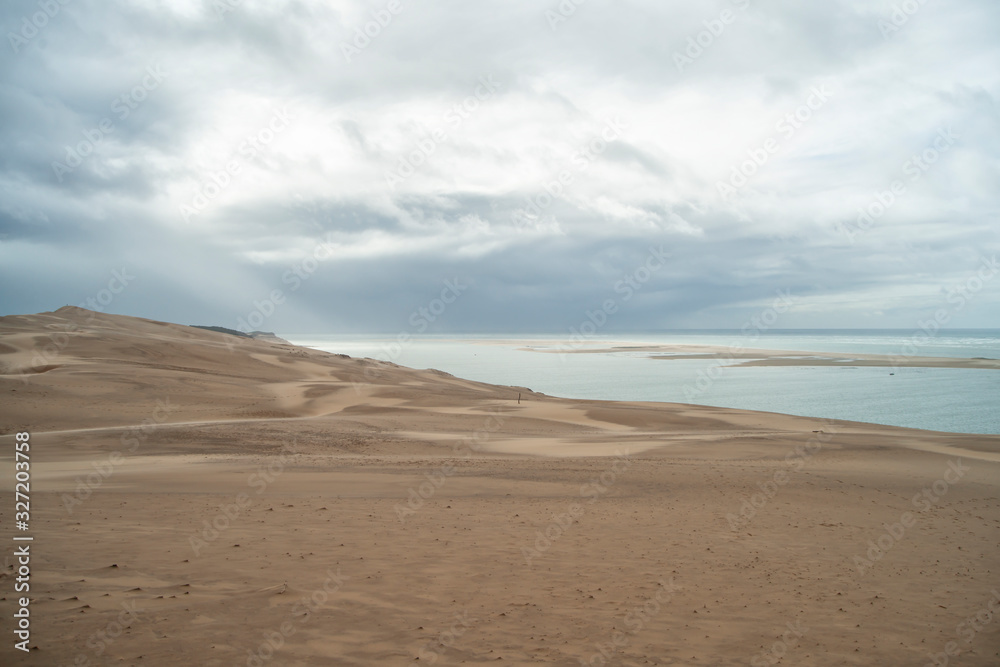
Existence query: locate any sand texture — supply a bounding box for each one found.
[1,307,998,666]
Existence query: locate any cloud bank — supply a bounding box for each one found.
[1,0,998,332]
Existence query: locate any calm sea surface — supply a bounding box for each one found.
[285,331,1000,435]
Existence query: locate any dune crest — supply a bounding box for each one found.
[1,309,998,665]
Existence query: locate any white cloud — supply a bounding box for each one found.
[0,0,997,330]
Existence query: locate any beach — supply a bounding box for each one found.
[1,307,999,665]
[526,343,1000,369]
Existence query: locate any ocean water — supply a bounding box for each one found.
[286,331,1000,435]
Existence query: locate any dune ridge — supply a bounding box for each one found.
[1,308,998,665]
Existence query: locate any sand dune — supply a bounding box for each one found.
[1,307,998,665]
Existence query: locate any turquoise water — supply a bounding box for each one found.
[286,331,1000,435]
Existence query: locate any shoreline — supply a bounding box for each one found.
[2,309,999,665]
[517,343,1000,369]
[289,336,1000,435]
[0,307,996,449]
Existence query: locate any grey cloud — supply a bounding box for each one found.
[0,0,998,330]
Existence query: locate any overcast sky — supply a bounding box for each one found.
[1,0,998,333]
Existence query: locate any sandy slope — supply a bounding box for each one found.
[0,307,998,666]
